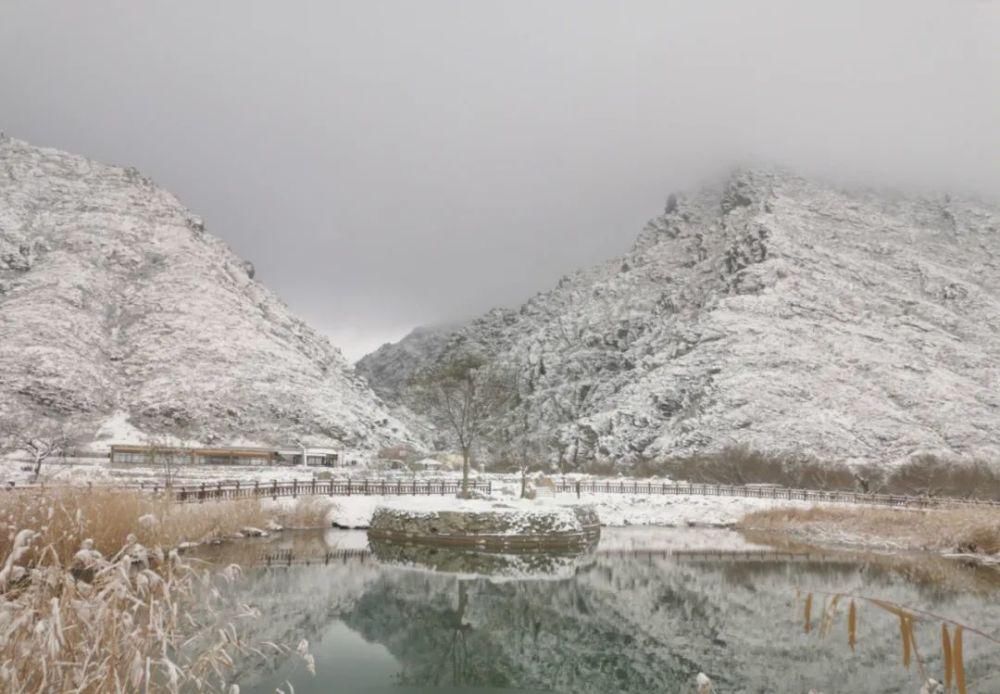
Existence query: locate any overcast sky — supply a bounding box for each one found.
[2,1,998,360]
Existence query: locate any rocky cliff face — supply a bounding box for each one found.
[0,135,410,450]
[358,169,1000,467]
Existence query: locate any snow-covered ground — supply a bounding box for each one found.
[1,459,384,486]
[1,459,659,490]
[322,492,818,529]
[2,457,826,530]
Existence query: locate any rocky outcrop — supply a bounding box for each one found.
[0,137,412,450]
[358,169,1000,467]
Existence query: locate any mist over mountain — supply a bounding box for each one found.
[359,169,1000,468]
[0,136,411,451]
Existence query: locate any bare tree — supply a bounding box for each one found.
[409,353,515,497]
[143,433,192,489]
[2,416,80,481]
[546,381,597,473]
[490,357,547,497]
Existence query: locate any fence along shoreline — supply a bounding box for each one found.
[10,477,999,509]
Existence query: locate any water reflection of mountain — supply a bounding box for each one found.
[217,530,1000,693]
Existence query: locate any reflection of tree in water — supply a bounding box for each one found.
[348,577,516,689]
[396,582,475,687]
[343,568,701,693]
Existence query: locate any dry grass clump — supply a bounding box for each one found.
[266,496,337,530]
[0,487,276,563]
[0,522,314,692]
[739,505,1000,555]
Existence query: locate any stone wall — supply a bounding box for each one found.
[368,502,600,550]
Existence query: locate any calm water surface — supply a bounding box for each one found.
[195,528,1000,693]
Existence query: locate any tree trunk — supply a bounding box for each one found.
[461,446,470,497]
[32,454,43,480]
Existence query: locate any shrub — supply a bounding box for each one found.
[608,447,1000,500]
[885,455,1000,500]
[621,446,858,491]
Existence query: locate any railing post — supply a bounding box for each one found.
[347,478,352,496]
[576,481,581,499]
[254,479,259,497]
[217,481,223,499]
[292,479,298,498]
[235,480,240,498]
[272,479,278,500]
[311,478,317,495]
[199,483,206,503]
[364,479,369,495]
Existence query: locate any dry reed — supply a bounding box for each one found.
[0,488,317,692]
[266,496,337,530]
[0,487,336,563]
[738,505,1000,555]
[798,590,997,694]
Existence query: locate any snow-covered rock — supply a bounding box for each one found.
[0,136,413,451]
[359,169,1000,467]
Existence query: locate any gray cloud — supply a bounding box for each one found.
[2,0,998,359]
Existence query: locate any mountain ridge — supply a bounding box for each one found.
[0,135,411,451]
[358,167,1000,468]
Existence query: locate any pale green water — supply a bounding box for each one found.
[195,529,1000,693]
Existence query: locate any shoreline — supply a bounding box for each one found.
[736,505,1000,566]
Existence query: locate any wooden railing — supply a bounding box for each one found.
[552,480,1000,508]
[169,478,493,503]
[238,547,863,568]
[8,477,1000,510]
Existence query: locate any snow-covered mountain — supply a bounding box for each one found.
[0,135,411,450]
[358,169,1000,467]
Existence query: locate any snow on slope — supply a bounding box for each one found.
[0,135,411,450]
[358,169,1000,466]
